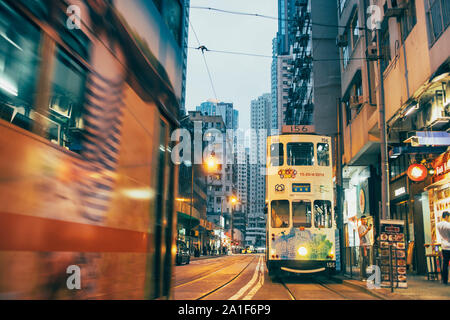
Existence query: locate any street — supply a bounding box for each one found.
[174,254,380,300]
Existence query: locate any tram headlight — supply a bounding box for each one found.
[298,246,308,256]
[327,249,334,259]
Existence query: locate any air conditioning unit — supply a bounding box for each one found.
[423,94,450,129]
[366,44,378,61]
[349,96,364,109]
[336,34,348,47]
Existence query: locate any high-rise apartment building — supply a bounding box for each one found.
[246,93,271,247]
[285,0,341,135]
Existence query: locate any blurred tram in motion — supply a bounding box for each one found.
[266,126,336,277]
[0,0,187,299]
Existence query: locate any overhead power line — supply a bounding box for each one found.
[189,19,219,102]
[188,46,372,62]
[190,6,369,31]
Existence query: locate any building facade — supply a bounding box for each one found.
[246,93,271,247]
[338,0,450,275]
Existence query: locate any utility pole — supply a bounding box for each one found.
[376,27,390,221]
[336,97,346,274]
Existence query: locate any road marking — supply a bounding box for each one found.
[228,256,262,300]
[242,257,265,300]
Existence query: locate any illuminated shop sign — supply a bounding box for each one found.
[407,163,427,182]
[394,187,406,197]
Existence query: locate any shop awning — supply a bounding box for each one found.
[425,178,449,190]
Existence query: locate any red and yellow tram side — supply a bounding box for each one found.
[0,0,184,299]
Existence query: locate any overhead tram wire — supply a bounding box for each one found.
[188,19,219,102]
[188,46,372,62]
[190,6,370,31]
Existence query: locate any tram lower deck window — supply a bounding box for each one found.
[271,200,289,228]
[314,200,332,228]
[287,143,314,166]
[292,200,312,228]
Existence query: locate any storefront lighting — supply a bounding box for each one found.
[407,163,427,182]
[404,103,418,117]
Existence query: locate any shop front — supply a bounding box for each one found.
[427,151,450,251]
[342,166,378,277]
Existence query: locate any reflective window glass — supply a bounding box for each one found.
[287,142,314,166]
[162,0,182,45]
[317,143,330,166]
[292,200,312,228]
[314,200,332,228]
[271,200,289,228]
[0,1,40,131]
[48,48,87,151]
[270,143,284,166]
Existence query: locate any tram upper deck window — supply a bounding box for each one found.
[153,0,182,46]
[314,200,332,228]
[292,200,312,228]
[271,200,289,228]
[0,2,40,131]
[317,143,330,166]
[287,143,314,166]
[270,143,284,166]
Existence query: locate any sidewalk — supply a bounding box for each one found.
[337,274,450,300]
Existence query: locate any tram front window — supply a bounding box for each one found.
[317,143,330,166]
[271,200,289,228]
[292,200,312,228]
[287,143,314,166]
[270,143,284,166]
[314,200,332,228]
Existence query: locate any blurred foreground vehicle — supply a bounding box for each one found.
[0,0,188,299]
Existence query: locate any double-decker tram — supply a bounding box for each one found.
[0,0,185,299]
[266,125,336,277]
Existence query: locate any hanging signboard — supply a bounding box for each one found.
[379,220,408,289]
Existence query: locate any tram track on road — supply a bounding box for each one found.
[196,255,259,300]
[174,256,248,289]
[276,275,383,300]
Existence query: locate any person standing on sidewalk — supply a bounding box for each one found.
[358,215,372,280]
[437,211,450,285]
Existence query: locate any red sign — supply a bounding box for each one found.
[432,151,450,182]
[407,163,427,182]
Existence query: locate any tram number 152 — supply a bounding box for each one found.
[326,262,336,268]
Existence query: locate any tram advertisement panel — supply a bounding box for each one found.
[379,220,408,288]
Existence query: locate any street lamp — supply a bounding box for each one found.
[230,196,239,253]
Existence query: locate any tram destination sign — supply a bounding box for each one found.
[282,125,315,134]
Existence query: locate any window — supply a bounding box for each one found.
[317,143,330,166]
[49,48,87,150]
[426,0,450,44]
[293,200,312,228]
[287,142,314,166]
[314,200,332,228]
[0,1,40,131]
[400,0,417,41]
[270,143,284,166]
[271,200,289,228]
[380,26,391,73]
[351,11,360,48]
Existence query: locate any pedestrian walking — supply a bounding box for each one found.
[358,215,372,281]
[437,211,450,285]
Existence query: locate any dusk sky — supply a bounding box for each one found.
[185,0,278,130]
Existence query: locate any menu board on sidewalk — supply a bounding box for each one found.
[379,219,408,289]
